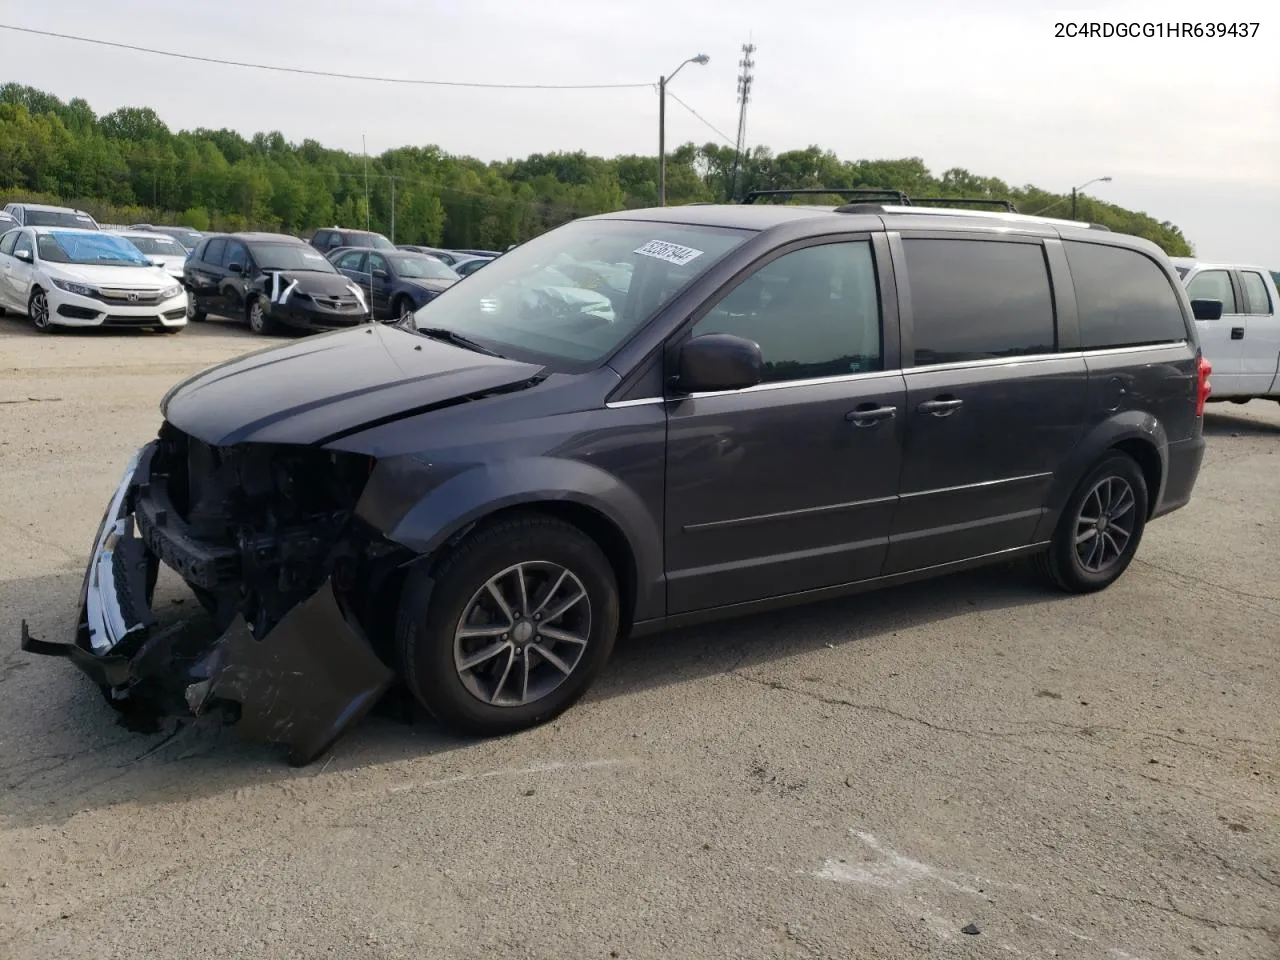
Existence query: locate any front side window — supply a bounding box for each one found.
[690,240,883,383]
[903,238,1055,365]
[1064,241,1188,349]
[221,241,248,269]
[335,250,366,271]
[0,230,19,256]
[1240,271,1274,316]
[13,232,33,259]
[36,231,149,266]
[1186,270,1238,313]
[408,218,751,370]
[368,253,390,275]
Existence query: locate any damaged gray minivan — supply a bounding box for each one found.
[22,200,1210,764]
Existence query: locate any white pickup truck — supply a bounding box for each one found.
[1172,258,1280,405]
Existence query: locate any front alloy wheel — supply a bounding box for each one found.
[454,562,591,706]
[29,289,52,332]
[396,513,620,736]
[247,297,274,335]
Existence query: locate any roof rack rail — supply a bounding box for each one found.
[742,188,910,205]
[908,197,1018,213]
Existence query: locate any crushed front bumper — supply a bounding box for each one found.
[21,441,394,765]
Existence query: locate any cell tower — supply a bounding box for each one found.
[729,40,756,201]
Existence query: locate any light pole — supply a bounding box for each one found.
[659,53,709,206]
[1071,176,1112,219]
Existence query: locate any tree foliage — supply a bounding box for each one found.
[0,84,1191,255]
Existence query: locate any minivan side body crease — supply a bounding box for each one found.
[21,203,1210,764]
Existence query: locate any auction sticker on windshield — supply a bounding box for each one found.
[634,240,704,267]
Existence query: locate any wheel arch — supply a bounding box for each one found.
[363,456,664,632]
[1034,414,1168,541]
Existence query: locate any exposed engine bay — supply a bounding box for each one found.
[21,422,405,765]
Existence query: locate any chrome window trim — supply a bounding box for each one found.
[604,340,1190,408]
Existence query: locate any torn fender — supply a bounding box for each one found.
[185,579,394,766]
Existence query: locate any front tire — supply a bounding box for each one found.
[185,292,207,322]
[28,288,54,332]
[1033,452,1148,593]
[395,514,620,737]
[246,296,277,336]
[395,295,417,325]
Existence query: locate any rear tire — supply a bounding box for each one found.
[1032,452,1148,594]
[395,513,620,737]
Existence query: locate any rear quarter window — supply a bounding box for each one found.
[1240,271,1274,316]
[902,237,1056,365]
[1063,241,1189,349]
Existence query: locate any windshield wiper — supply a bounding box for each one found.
[415,326,503,357]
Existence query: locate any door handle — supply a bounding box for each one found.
[1231,326,1245,340]
[845,404,896,426]
[918,398,964,416]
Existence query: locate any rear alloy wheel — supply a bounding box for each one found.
[247,297,276,335]
[28,289,53,332]
[1033,452,1148,593]
[396,514,620,736]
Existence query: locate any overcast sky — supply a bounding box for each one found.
[4,0,1277,264]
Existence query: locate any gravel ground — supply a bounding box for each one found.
[1,314,1277,960]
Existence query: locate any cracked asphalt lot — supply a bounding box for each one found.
[1,316,1278,959]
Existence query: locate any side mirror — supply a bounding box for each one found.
[14,249,33,263]
[675,333,764,393]
[1190,298,1223,321]
[227,262,243,275]
[372,269,389,280]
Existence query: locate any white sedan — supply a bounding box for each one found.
[111,229,190,282]
[0,226,187,333]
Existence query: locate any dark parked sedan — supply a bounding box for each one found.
[183,232,372,334]
[330,247,460,322]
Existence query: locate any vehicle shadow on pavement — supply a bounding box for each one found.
[1203,407,1280,436]
[0,562,1065,829]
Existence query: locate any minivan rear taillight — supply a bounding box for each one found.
[1195,355,1212,416]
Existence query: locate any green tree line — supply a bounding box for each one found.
[0,83,1192,255]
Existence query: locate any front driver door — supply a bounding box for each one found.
[664,235,905,614]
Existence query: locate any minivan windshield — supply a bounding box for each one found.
[408,218,750,368]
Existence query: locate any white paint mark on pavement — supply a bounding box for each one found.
[816,830,984,895]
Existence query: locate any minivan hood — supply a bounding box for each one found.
[161,323,545,446]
